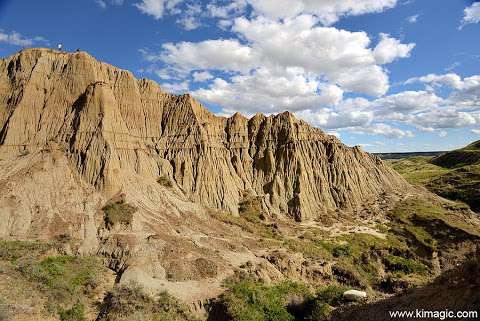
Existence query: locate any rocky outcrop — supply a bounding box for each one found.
[0,48,408,226]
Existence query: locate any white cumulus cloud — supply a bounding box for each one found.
[194,68,343,114]
[356,123,414,139]
[373,33,415,65]
[409,108,477,130]
[161,80,190,93]
[192,71,214,82]
[405,73,464,89]
[134,0,183,19]
[161,39,255,72]
[373,91,443,116]
[297,108,373,130]
[460,2,480,29]
[332,65,389,97]
[0,30,47,47]
[246,0,398,25]
[156,15,414,99]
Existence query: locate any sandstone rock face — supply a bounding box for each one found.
[0,48,408,226]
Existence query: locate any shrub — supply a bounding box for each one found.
[217,280,311,321]
[331,244,352,258]
[211,208,281,240]
[301,285,348,321]
[157,175,173,188]
[59,302,86,321]
[102,202,137,229]
[304,302,332,321]
[331,261,367,288]
[97,283,198,321]
[1,242,106,321]
[17,255,102,300]
[0,240,51,262]
[239,194,264,223]
[283,239,332,261]
[389,197,480,239]
[19,148,30,157]
[384,255,427,275]
[314,285,348,306]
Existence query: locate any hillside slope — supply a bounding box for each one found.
[389,141,480,212]
[330,252,480,321]
[431,140,480,168]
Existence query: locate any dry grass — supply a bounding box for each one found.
[97,282,199,321]
[0,240,109,321]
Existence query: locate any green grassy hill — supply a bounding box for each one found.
[427,165,480,212]
[388,141,480,212]
[430,140,480,168]
[388,156,450,185]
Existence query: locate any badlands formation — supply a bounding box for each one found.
[0,48,407,222]
[0,48,407,298]
[1,49,478,319]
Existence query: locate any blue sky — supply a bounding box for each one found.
[1,0,480,152]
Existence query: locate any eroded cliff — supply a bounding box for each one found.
[0,48,407,224]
